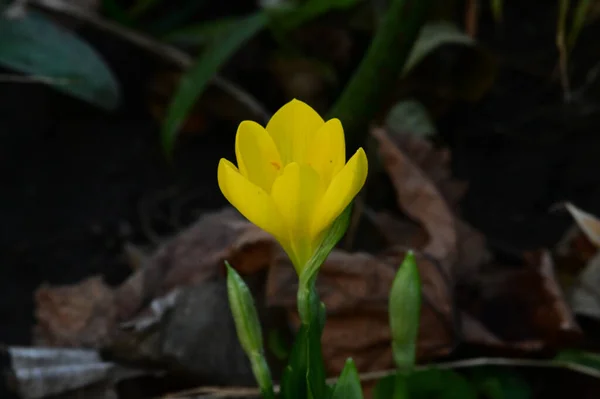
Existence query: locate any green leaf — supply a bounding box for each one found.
[331,358,363,399]
[372,373,409,399]
[568,0,592,50]
[0,10,119,110]
[327,0,433,152]
[389,251,421,370]
[401,20,497,102]
[163,17,242,46]
[469,367,531,399]
[267,328,290,361]
[374,369,478,399]
[385,99,437,138]
[555,349,600,370]
[280,291,329,399]
[409,368,478,399]
[225,262,275,399]
[491,0,503,23]
[160,11,267,155]
[266,0,360,31]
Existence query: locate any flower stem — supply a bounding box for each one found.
[250,351,276,399]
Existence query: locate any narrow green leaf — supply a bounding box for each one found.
[491,0,503,23]
[568,0,592,50]
[372,375,396,399]
[266,0,360,31]
[279,293,329,399]
[163,17,242,46]
[555,349,600,370]
[160,11,267,155]
[408,368,477,399]
[0,10,119,110]
[331,358,363,399]
[389,251,421,370]
[327,0,433,152]
[469,367,532,399]
[225,262,275,399]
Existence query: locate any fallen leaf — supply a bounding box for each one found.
[564,202,600,248]
[5,347,147,399]
[372,127,457,264]
[33,208,277,348]
[372,127,486,274]
[458,251,581,351]
[33,276,118,348]
[569,251,600,320]
[266,249,456,375]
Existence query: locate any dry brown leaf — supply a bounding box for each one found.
[266,249,455,376]
[33,276,117,348]
[458,250,581,351]
[565,202,600,248]
[372,127,458,265]
[372,127,490,276]
[32,208,278,348]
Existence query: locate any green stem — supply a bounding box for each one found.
[297,277,319,326]
[250,351,276,399]
[327,0,433,152]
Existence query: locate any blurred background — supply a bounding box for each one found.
[3,0,600,398]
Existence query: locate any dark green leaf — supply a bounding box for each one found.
[555,350,600,370]
[389,251,421,370]
[267,328,290,361]
[0,11,119,110]
[469,367,531,399]
[331,358,363,399]
[163,17,241,46]
[266,0,360,31]
[280,290,329,399]
[372,373,409,399]
[374,369,477,399]
[225,262,275,399]
[409,368,477,399]
[160,11,267,155]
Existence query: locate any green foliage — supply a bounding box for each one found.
[555,349,600,370]
[330,359,363,399]
[568,0,592,49]
[266,0,361,31]
[225,263,275,399]
[389,251,422,370]
[279,296,330,399]
[163,17,243,46]
[0,10,119,110]
[160,11,267,155]
[469,367,532,399]
[327,0,434,152]
[373,369,478,399]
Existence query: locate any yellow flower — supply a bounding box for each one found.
[218,99,368,272]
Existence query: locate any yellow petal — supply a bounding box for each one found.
[271,162,325,269]
[266,99,324,165]
[218,158,286,240]
[306,118,346,187]
[235,121,282,192]
[311,148,368,236]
